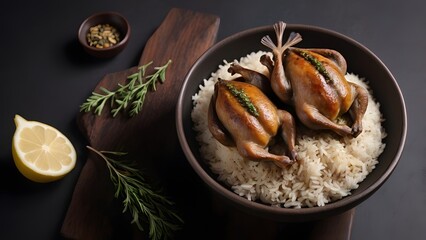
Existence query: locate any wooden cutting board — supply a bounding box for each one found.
[61,8,220,239]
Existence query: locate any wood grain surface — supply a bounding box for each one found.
[61,8,220,239]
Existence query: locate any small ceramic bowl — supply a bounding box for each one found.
[78,12,130,58]
[176,23,407,222]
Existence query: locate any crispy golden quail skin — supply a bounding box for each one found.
[208,80,297,168]
[261,21,369,137]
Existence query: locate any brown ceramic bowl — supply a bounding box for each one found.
[78,12,130,58]
[176,23,407,222]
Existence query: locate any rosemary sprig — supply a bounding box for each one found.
[80,60,172,117]
[87,146,183,240]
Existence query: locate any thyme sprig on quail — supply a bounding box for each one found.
[225,82,259,117]
[86,146,183,240]
[80,60,172,117]
[296,50,332,83]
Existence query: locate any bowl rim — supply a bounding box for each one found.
[78,11,131,52]
[176,23,407,219]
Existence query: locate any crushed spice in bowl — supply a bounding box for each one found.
[87,23,121,49]
[78,12,130,58]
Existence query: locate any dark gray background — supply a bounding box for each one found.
[0,0,423,239]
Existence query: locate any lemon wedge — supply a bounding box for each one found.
[12,115,76,183]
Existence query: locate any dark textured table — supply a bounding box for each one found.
[0,0,422,239]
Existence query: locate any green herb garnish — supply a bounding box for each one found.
[297,50,332,82]
[225,82,259,117]
[80,60,172,117]
[86,146,183,240]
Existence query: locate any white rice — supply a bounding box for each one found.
[191,51,386,208]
